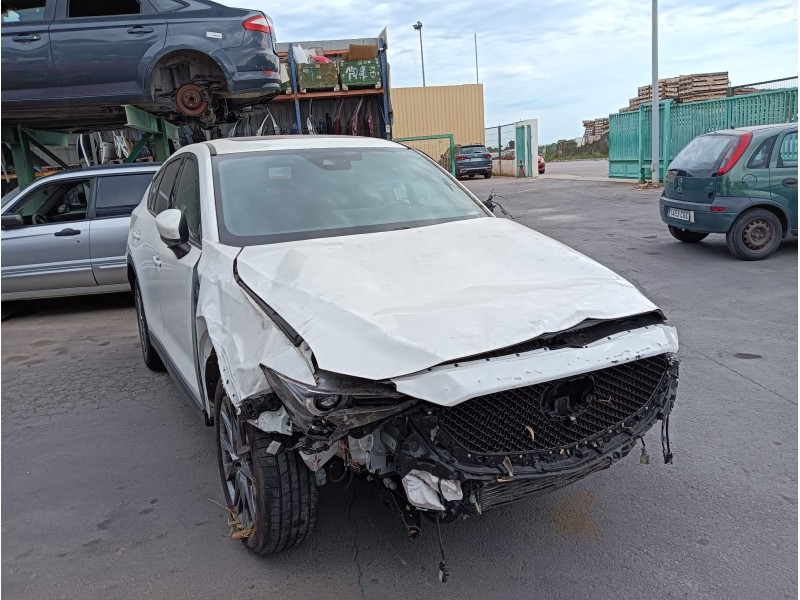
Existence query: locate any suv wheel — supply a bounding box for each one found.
[484,172,493,179]
[134,281,164,371]
[214,381,318,555]
[726,209,782,260]
[668,226,708,243]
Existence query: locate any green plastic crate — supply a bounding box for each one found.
[298,63,339,93]
[340,59,382,90]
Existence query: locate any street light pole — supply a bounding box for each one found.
[474,33,479,84]
[651,0,659,183]
[413,21,426,87]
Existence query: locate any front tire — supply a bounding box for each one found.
[726,209,782,260]
[668,225,708,243]
[214,381,318,555]
[134,281,164,370]
[484,172,493,179]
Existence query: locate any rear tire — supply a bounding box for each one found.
[214,381,318,555]
[484,172,493,179]
[134,281,164,371]
[668,225,708,243]
[726,209,782,260]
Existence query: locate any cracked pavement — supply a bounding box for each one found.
[2,171,797,599]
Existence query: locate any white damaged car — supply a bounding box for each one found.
[127,136,679,556]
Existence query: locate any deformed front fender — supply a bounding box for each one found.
[195,242,316,409]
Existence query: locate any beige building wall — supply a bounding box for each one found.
[391,84,485,146]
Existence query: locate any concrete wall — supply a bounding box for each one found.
[391,84,485,146]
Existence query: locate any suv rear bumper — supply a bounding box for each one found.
[456,165,492,177]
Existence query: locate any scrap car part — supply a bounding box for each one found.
[176,83,210,117]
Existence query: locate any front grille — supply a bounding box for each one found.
[438,354,669,454]
[479,459,611,510]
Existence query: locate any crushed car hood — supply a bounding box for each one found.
[235,217,660,381]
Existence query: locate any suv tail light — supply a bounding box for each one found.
[716,132,752,176]
[456,156,467,161]
[243,14,273,34]
[483,153,491,159]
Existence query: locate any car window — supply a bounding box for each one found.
[68,0,142,18]
[668,134,736,177]
[94,173,154,219]
[458,146,488,155]
[1,0,46,22]
[172,158,201,244]
[152,159,183,215]
[778,132,798,168]
[213,147,486,246]
[151,0,183,11]
[746,136,777,169]
[10,179,91,226]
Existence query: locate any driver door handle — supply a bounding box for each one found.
[783,177,797,187]
[12,34,41,43]
[127,26,154,34]
[132,231,141,240]
[54,228,80,237]
[152,255,162,268]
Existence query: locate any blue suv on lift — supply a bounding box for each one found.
[1,0,281,128]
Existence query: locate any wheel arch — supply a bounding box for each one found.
[744,203,790,238]
[198,321,219,426]
[146,46,231,99]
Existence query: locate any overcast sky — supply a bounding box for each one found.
[220,0,797,143]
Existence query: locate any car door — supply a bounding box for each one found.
[129,158,183,343]
[770,129,798,233]
[89,171,155,285]
[0,0,61,101]
[49,0,167,98]
[153,155,203,401]
[1,176,95,296]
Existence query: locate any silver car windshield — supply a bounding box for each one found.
[213,147,487,245]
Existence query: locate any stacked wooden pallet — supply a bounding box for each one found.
[732,86,760,96]
[677,72,729,102]
[583,117,609,139]
[616,71,730,112]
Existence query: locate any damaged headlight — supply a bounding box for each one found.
[261,366,408,419]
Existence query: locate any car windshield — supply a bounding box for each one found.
[668,134,736,177]
[213,146,487,245]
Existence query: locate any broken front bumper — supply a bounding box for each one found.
[393,353,679,512]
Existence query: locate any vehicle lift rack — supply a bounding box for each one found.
[2,105,179,191]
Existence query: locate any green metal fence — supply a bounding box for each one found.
[609,88,798,180]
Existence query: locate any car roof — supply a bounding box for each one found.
[703,123,797,136]
[32,162,162,182]
[204,135,403,155]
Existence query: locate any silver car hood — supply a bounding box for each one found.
[235,217,660,381]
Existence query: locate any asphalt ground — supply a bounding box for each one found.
[2,175,797,600]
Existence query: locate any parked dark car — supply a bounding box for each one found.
[1,0,281,129]
[660,123,797,260]
[455,144,492,179]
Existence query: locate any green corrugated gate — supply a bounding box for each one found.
[609,88,798,181]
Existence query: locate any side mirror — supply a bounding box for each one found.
[1,214,24,229]
[155,209,190,257]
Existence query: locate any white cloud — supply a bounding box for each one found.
[217,0,798,142]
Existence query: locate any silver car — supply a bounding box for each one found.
[1,163,158,300]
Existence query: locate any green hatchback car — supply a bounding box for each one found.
[660,123,798,260]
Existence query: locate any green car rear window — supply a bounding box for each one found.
[669,134,736,177]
